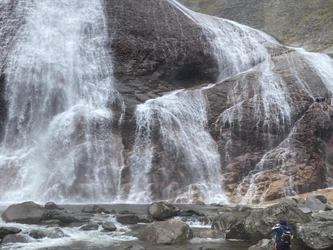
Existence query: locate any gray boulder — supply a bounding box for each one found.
[116,214,139,225]
[306,194,327,204]
[46,228,66,239]
[102,221,117,231]
[311,211,333,222]
[48,209,91,224]
[81,205,106,214]
[29,229,47,239]
[296,221,333,250]
[138,219,193,244]
[298,195,327,212]
[1,234,29,244]
[0,226,22,239]
[244,203,311,242]
[44,201,63,210]
[211,213,237,232]
[147,202,180,220]
[1,201,48,224]
[80,222,99,231]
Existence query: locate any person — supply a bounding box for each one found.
[272,218,293,250]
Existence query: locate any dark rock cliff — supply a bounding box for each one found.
[104,0,333,202]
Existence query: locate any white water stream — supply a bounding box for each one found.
[0,0,124,203]
[127,88,228,204]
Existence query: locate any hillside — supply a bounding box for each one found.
[177,0,333,56]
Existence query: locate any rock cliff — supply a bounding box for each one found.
[104,0,333,203]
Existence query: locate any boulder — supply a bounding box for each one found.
[138,219,193,244]
[44,202,64,210]
[1,234,29,244]
[116,214,139,225]
[0,226,22,239]
[48,209,91,224]
[1,201,48,224]
[243,203,311,242]
[298,196,327,212]
[311,211,333,222]
[147,202,180,220]
[137,214,154,223]
[296,221,333,250]
[225,219,250,240]
[46,228,65,239]
[80,222,99,231]
[306,194,328,204]
[29,229,47,239]
[211,213,237,232]
[81,205,106,214]
[102,221,117,232]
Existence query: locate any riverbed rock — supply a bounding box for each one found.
[80,222,99,231]
[102,221,117,232]
[296,221,333,250]
[147,202,180,220]
[81,205,106,214]
[138,219,193,244]
[1,234,29,244]
[48,209,91,224]
[45,202,64,210]
[211,213,237,232]
[0,227,22,240]
[116,214,139,225]
[1,201,48,224]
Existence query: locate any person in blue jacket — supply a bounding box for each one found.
[272,218,293,250]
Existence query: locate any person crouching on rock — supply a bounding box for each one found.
[272,218,293,250]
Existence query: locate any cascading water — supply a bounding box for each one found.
[0,0,124,203]
[1,0,333,205]
[124,0,288,204]
[127,88,228,204]
[168,0,277,82]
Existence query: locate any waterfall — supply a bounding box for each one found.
[128,88,228,204]
[0,0,124,203]
[167,0,278,82]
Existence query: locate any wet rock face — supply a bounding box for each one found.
[203,49,333,203]
[105,0,219,103]
[104,0,220,156]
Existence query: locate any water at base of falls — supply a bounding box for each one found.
[0,203,253,250]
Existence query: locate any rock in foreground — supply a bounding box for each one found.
[138,219,193,244]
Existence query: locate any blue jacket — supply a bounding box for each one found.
[272,224,293,247]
